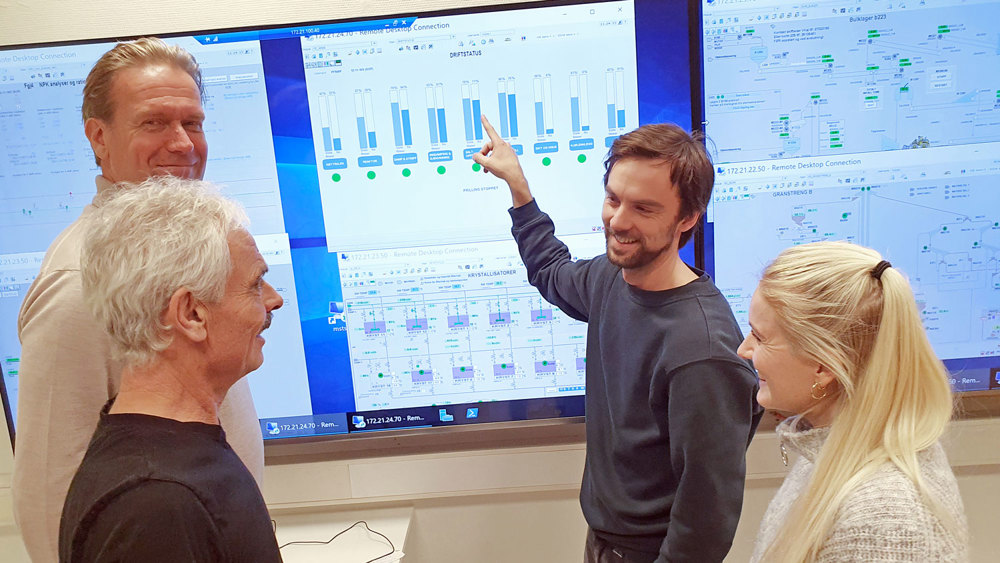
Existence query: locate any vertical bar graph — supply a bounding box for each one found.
[318,91,342,153]
[472,81,483,141]
[390,88,403,147]
[507,78,518,137]
[533,75,555,137]
[606,68,626,131]
[400,88,412,146]
[462,80,483,143]
[606,70,616,129]
[355,90,368,150]
[497,79,509,138]
[462,82,474,142]
[435,83,448,143]
[570,73,581,134]
[363,90,377,149]
[615,68,625,129]
[533,76,544,136]
[543,74,554,135]
[389,87,412,149]
[579,71,590,133]
[426,85,439,144]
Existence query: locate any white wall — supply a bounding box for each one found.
[3,417,999,561]
[2,2,1000,562]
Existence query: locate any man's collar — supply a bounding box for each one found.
[95,175,116,195]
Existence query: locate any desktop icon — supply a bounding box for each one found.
[353,415,367,428]
[266,422,280,435]
[466,408,479,419]
[439,409,454,422]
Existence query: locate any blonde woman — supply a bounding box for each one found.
[739,241,968,562]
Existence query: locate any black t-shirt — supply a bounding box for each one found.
[59,403,281,562]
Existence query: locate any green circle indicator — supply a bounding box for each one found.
[437,165,446,174]
[402,168,412,177]
[542,360,548,366]
[542,157,552,166]
[460,367,466,372]
[332,173,342,182]
[472,162,482,172]
[378,372,384,378]
[942,226,948,231]
[923,246,928,250]
[577,154,587,163]
[366,171,376,180]
[501,363,507,369]
[419,369,425,375]
[842,212,849,219]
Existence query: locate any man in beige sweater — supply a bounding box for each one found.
[14,38,265,562]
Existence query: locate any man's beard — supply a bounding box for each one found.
[604,227,675,269]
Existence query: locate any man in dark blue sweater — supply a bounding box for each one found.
[474,116,762,562]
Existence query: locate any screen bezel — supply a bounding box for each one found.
[0,0,706,450]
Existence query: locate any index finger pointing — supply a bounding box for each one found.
[481,114,502,142]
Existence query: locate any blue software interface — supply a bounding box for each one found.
[702,0,1000,393]
[0,0,696,438]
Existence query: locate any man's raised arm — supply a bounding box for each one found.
[472,114,534,208]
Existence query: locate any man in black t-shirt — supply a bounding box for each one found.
[59,178,284,562]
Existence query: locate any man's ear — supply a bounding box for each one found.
[165,287,208,343]
[677,212,701,236]
[84,117,110,165]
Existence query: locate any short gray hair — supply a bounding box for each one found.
[80,176,249,366]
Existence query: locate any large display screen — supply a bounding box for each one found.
[702,0,1000,393]
[0,0,697,441]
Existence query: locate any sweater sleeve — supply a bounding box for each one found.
[659,359,759,563]
[509,200,598,322]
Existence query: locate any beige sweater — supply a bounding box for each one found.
[751,418,968,562]
[13,176,265,563]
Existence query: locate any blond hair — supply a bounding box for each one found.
[82,37,203,165]
[757,241,959,561]
[80,176,248,367]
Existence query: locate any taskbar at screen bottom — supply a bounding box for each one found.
[259,395,586,440]
[945,357,1000,393]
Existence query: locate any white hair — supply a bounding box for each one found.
[80,176,249,366]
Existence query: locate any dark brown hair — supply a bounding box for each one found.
[603,124,714,248]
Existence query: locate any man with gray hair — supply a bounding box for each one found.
[14,37,265,562]
[59,177,283,562]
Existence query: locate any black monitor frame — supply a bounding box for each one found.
[0,0,705,454]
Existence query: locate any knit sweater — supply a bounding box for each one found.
[751,419,969,562]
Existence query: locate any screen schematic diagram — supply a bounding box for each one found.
[711,142,1000,366]
[703,1,1000,163]
[339,235,605,411]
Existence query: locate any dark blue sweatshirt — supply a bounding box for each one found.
[511,200,762,562]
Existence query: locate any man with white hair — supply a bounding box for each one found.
[59,177,283,562]
[14,38,265,562]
